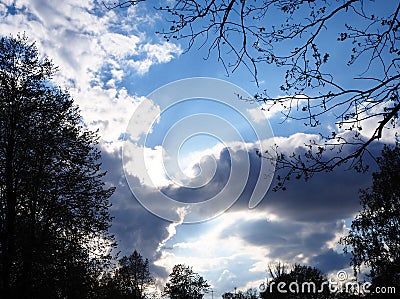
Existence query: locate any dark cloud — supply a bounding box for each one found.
[160,149,231,203]
[168,137,384,276]
[260,166,371,222]
[219,217,344,262]
[309,249,350,274]
[101,149,170,278]
[158,138,377,222]
[193,137,383,222]
[99,135,386,287]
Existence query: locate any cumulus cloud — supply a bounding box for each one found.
[148,131,381,295]
[87,125,381,296]
[142,42,182,64]
[0,0,182,148]
[100,32,140,59]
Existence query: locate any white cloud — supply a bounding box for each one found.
[100,32,140,59]
[142,42,183,64]
[144,145,171,187]
[0,2,8,14]
[153,209,348,296]
[247,94,308,122]
[153,212,270,293]
[0,0,182,150]
[336,101,400,144]
[1,0,15,6]
[129,58,153,75]
[105,126,373,296]
[146,128,377,295]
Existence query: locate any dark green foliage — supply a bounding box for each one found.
[164,264,210,299]
[0,34,115,298]
[341,143,400,292]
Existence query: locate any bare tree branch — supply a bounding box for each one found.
[111,0,400,189]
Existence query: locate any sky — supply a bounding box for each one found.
[0,0,398,297]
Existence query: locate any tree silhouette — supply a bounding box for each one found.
[104,250,155,299]
[163,264,210,299]
[222,287,258,299]
[111,0,399,187]
[341,142,400,291]
[260,263,332,298]
[0,34,115,298]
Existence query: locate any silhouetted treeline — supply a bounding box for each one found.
[98,250,155,299]
[0,34,115,298]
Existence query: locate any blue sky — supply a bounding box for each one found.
[1,0,398,297]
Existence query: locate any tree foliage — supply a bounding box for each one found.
[0,34,115,298]
[163,264,210,299]
[113,0,400,187]
[222,287,258,299]
[116,250,154,298]
[341,143,400,289]
[101,250,155,299]
[260,263,331,298]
